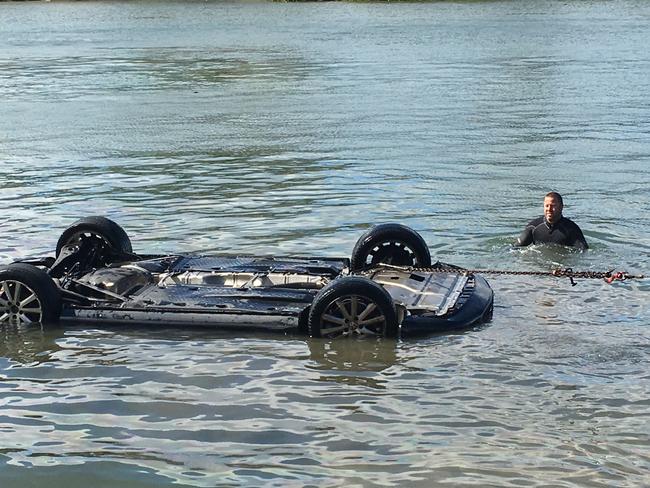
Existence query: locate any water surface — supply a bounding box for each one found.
[1,1,649,486]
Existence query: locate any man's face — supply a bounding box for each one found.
[544,196,563,224]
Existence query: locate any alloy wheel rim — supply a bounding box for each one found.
[0,280,43,325]
[319,295,387,338]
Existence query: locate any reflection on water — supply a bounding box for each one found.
[0,324,64,365]
[307,338,398,389]
[2,322,648,486]
[1,1,649,487]
[2,50,319,105]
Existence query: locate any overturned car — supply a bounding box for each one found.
[0,218,493,338]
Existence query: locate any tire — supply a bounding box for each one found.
[56,216,132,257]
[350,223,431,271]
[0,263,61,325]
[308,276,399,338]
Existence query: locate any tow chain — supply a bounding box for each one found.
[411,266,645,287]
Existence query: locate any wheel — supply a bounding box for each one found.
[350,223,431,271]
[56,216,132,257]
[0,263,61,325]
[308,276,399,338]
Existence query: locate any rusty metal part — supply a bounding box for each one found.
[407,265,644,286]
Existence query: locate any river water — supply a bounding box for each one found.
[1,1,649,486]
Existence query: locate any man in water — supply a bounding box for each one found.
[515,192,588,250]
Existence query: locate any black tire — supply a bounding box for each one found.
[56,216,132,257]
[350,223,431,271]
[0,263,61,325]
[308,276,399,338]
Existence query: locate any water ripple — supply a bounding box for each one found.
[2,1,650,486]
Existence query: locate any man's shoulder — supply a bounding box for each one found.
[526,216,545,227]
[559,216,583,230]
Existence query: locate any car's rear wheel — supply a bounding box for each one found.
[0,263,61,325]
[56,216,132,257]
[350,223,431,271]
[308,276,398,338]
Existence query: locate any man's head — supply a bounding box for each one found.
[544,192,563,224]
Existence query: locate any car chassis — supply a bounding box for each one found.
[0,218,494,338]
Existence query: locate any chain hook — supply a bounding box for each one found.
[605,271,627,284]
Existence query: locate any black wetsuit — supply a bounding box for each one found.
[516,216,588,250]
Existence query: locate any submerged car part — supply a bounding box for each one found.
[1,217,494,338]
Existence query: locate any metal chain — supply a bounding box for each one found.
[409,265,645,285]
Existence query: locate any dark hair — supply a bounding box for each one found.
[545,191,563,206]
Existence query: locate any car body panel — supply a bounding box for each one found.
[55,253,493,335]
[2,220,494,336]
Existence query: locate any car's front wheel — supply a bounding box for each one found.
[308,276,398,338]
[0,263,61,325]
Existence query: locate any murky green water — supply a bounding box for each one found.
[1,1,649,486]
